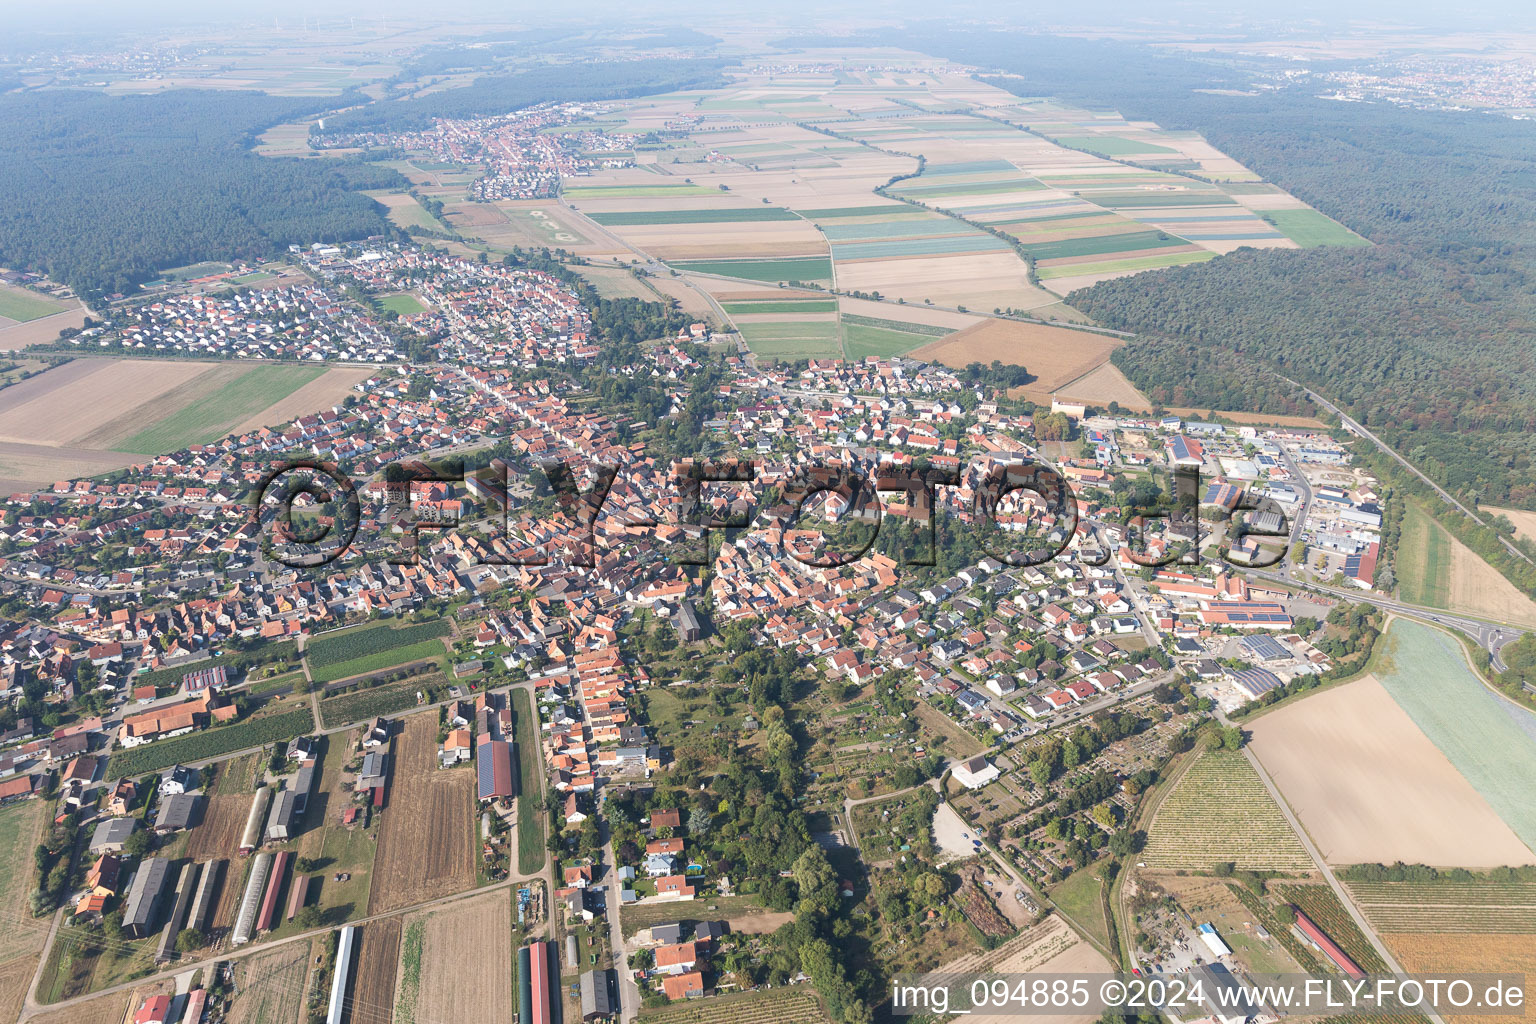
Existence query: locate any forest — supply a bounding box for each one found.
[0,89,403,300]
[321,58,726,133]
[853,29,1536,508]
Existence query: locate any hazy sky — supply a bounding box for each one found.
[7,0,1536,44]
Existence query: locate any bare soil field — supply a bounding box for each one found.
[345,918,402,1024]
[0,358,216,446]
[1386,933,1536,1024]
[29,987,135,1024]
[0,307,86,351]
[229,940,312,1024]
[912,319,1122,390]
[0,441,142,494]
[187,793,253,860]
[1047,360,1150,409]
[368,715,475,914]
[834,251,1060,312]
[230,366,374,436]
[0,954,41,1024]
[398,892,513,1024]
[1484,506,1536,545]
[939,915,1110,1024]
[836,296,981,331]
[1248,676,1533,867]
[1446,534,1536,628]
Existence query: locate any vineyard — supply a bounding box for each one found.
[637,988,828,1024]
[1345,881,1536,933]
[306,620,451,682]
[318,678,434,729]
[106,707,315,778]
[1272,883,1389,973]
[1142,750,1313,872]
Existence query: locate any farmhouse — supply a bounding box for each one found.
[155,792,202,833]
[662,972,704,1000]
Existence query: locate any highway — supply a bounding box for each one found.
[1281,375,1534,567]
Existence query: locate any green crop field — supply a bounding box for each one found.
[1020,229,1183,261]
[738,320,841,360]
[1345,880,1536,933]
[1142,749,1313,871]
[796,205,920,219]
[0,285,68,322]
[586,208,799,225]
[119,364,326,455]
[1036,250,1213,279]
[563,184,718,199]
[1050,135,1177,155]
[820,219,972,241]
[512,688,545,875]
[673,257,832,283]
[379,292,427,315]
[1262,209,1370,248]
[1395,503,1452,607]
[842,323,929,360]
[1374,618,1536,851]
[721,300,838,314]
[310,637,447,684]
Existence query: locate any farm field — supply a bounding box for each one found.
[587,207,801,224]
[306,620,452,684]
[319,676,439,728]
[114,364,327,455]
[294,734,377,923]
[1260,208,1371,248]
[106,706,315,777]
[1273,882,1389,973]
[228,941,311,1024]
[1396,503,1452,608]
[345,918,402,1024]
[842,321,933,360]
[373,191,449,233]
[1386,934,1536,1024]
[638,987,829,1024]
[1485,505,1536,544]
[0,303,86,351]
[1373,619,1536,853]
[1141,749,1314,872]
[186,793,253,860]
[511,688,545,875]
[943,915,1111,1024]
[737,320,842,361]
[395,892,513,1024]
[0,800,49,1020]
[1445,529,1536,627]
[672,257,832,284]
[0,283,69,322]
[1051,361,1151,409]
[368,714,475,914]
[0,357,356,488]
[1346,879,1536,933]
[1248,668,1534,866]
[910,318,1122,392]
[28,989,132,1024]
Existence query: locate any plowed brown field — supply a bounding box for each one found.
[367,715,474,914]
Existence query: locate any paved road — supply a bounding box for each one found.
[1218,709,1448,1024]
[1244,566,1526,670]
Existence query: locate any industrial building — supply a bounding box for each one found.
[122,857,172,939]
[580,969,614,1020]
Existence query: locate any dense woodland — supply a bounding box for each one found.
[0,90,403,300]
[864,30,1536,508]
[323,58,726,133]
